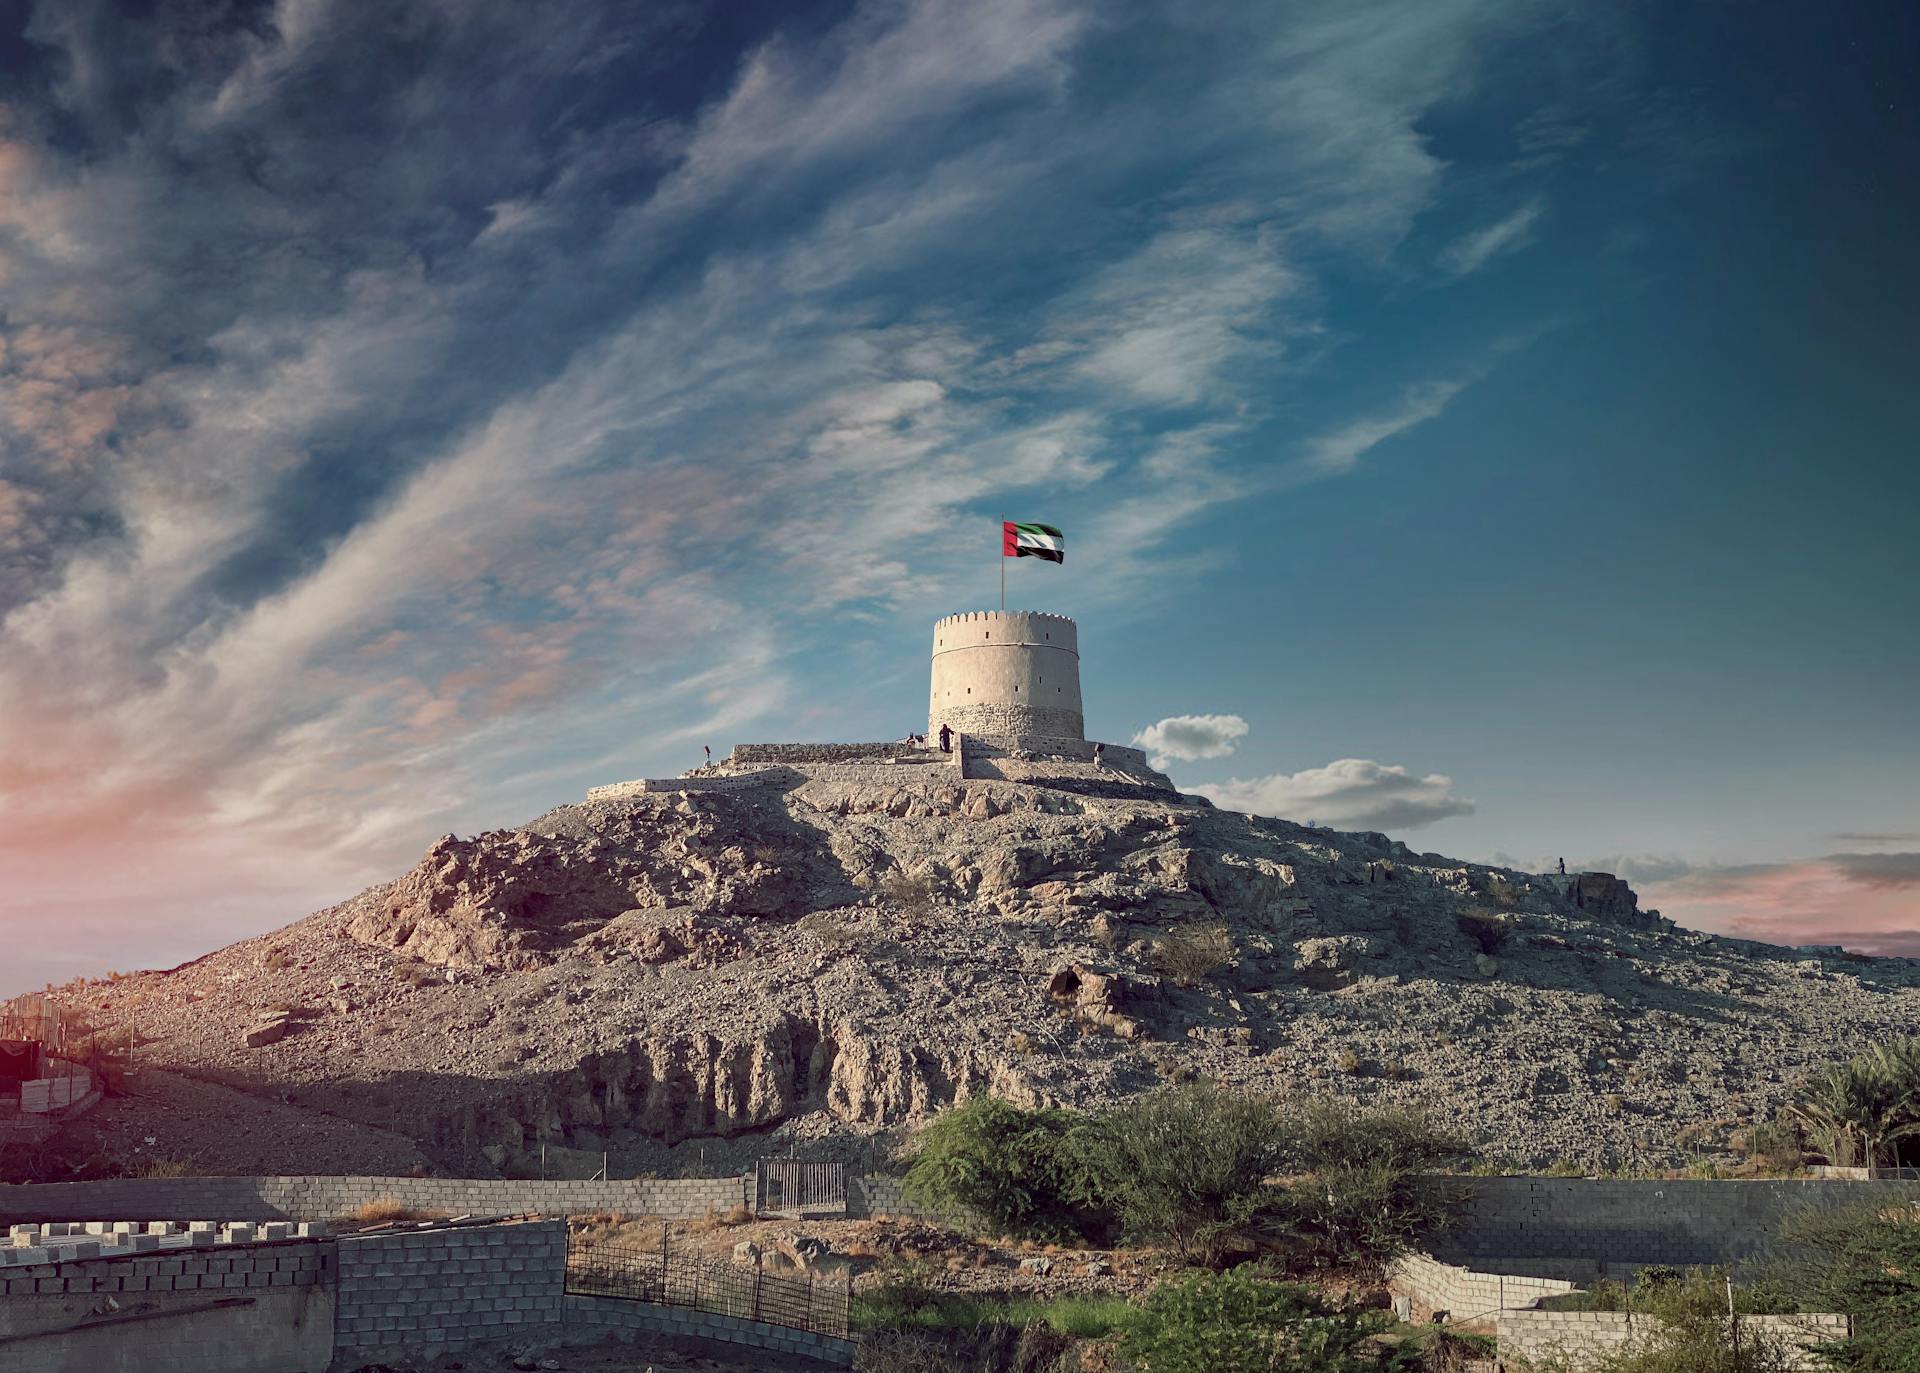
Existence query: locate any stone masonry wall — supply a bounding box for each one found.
[936,702,1085,741]
[585,772,784,802]
[0,1175,753,1226]
[1497,1310,1850,1371]
[563,1292,854,1367]
[729,743,908,764]
[333,1219,564,1350]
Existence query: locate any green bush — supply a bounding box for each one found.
[1775,1202,1920,1369]
[852,1282,1138,1338]
[1533,1268,1798,1373]
[1274,1099,1469,1274]
[902,1097,1104,1241]
[1076,1081,1287,1265]
[899,1089,1468,1270]
[1118,1270,1410,1373]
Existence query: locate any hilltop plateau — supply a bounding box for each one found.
[36,755,1920,1180]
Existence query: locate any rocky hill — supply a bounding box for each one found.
[49,755,1920,1178]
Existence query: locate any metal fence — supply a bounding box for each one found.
[565,1237,851,1338]
[756,1159,847,1217]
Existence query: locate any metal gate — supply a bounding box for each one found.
[755,1159,847,1218]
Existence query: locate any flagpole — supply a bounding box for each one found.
[999,513,1005,612]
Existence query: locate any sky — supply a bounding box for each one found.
[1,0,1916,995]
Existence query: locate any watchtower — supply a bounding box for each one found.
[928,611,1083,747]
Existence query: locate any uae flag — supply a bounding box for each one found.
[1003,521,1064,563]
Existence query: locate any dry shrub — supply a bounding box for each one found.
[1486,876,1522,910]
[1154,923,1234,987]
[798,911,854,950]
[878,871,936,920]
[349,1195,438,1226]
[724,1203,754,1225]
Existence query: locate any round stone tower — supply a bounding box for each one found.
[929,610,1083,745]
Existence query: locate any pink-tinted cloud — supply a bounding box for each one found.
[1643,854,1920,955]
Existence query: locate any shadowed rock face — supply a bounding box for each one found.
[68,769,1920,1177]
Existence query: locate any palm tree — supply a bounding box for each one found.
[1790,1039,1920,1169]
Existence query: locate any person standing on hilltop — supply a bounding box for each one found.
[1093,742,1105,769]
[938,723,952,753]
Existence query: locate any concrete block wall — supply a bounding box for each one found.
[0,1237,332,1299]
[564,1292,855,1367]
[1436,1177,1920,1269]
[334,1219,564,1348]
[849,1175,972,1229]
[0,1174,754,1225]
[1386,1251,1575,1323]
[1496,1310,1850,1371]
[0,1281,334,1373]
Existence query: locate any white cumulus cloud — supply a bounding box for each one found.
[1196,758,1474,832]
[1132,713,1249,767]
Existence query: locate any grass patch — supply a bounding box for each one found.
[854,1282,1138,1337]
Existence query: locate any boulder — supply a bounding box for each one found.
[244,1018,288,1048]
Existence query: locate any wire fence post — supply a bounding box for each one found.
[752,1252,763,1323]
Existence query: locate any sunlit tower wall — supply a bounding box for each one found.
[928,611,1083,745]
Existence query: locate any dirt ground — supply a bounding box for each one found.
[338,1328,833,1372]
[570,1210,1173,1300]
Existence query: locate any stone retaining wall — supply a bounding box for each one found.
[730,743,908,764]
[334,1219,563,1350]
[1496,1309,1850,1371]
[563,1292,854,1366]
[585,772,785,801]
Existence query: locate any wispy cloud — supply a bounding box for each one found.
[0,0,1575,989]
[1297,381,1465,479]
[1439,197,1546,276]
